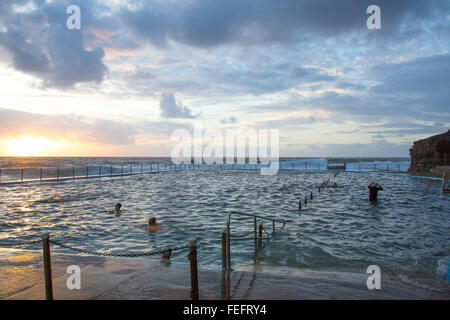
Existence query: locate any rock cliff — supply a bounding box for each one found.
[408,130,450,172]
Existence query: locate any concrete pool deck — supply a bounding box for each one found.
[1,249,448,300]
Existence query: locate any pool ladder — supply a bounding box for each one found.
[222,210,286,271]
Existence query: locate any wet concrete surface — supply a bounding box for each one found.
[2,249,448,300]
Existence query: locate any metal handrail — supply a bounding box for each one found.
[223,210,286,270]
[227,210,287,226]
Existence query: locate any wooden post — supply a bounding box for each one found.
[42,233,53,300]
[73,166,75,179]
[227,219,231,270]
[258,223,263,249]
[21,168,24,182]
[130,164,133,174]
[57,167,60,180]
[40,168,43,181]
[272,221,275,235]
[305,196,307,206]
[188,239,199,300]
[298,201,302,210]
[310,192,313,200]
[165,162,166,171]
[222,229,227,269]
[110,165,113,176]
[86,166,89,177]
[121,164,123,174]
[98,166,101,176]
[254,216,257,256]
[141,163,143,173]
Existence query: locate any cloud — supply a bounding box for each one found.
[120,0,449,48]
[220,116,237,124]
[370,54,450,114]
[360,122,449,137]
[303,140,411,157]
[159,93,197,119]
[0,0,108,88]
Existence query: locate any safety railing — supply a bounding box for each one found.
[222,211,286,271]
[0,162,191,185]
[297,176,331,210]
[0,234,199,300]
[0,162,275,185]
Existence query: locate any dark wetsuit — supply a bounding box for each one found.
[368,184,383,201]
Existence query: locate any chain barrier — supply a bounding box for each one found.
[0,239,42,247]
[0,238,191,258]
[48,239,190,257]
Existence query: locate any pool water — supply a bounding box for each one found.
[0,169,448,292]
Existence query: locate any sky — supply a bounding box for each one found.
[0,0,449,157]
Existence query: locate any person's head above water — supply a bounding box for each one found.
[149,217,157,226]
[144,217,163,232]
[161,247,171,261]
[115,203,122,213]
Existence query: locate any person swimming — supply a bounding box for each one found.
[107,203,122,216]
[160,247,172,261]
[144,217,163,232]
[367,182,383,202]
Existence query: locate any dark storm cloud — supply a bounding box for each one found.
[0,0,109,88]
[159,93,197,119]
[370,54,450,113]
[120,0,449,48]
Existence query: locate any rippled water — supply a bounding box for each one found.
[0,168,448,292]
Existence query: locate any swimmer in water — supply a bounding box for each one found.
[367,182,383,202]
[144,217,163,232]
[332,182,337,188]
[160,247,172,261]
[107,203,122,216]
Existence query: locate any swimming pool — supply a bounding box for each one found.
[0,168,448,292]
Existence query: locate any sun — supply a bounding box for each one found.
[5,135,62,156]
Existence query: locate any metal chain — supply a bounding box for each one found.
[48,240,190,257]
[0,239,42,247]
